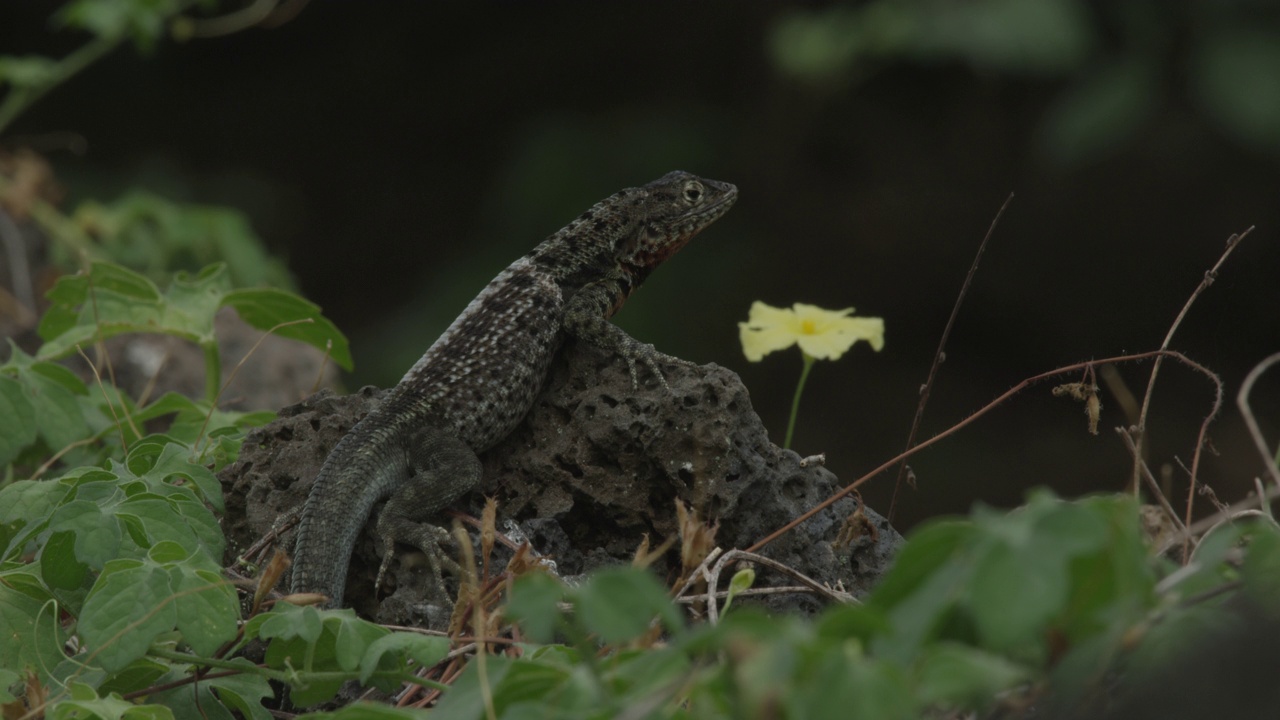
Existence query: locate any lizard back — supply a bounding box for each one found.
[291,171,737,608]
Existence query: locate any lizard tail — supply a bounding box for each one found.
[290,420,409,607]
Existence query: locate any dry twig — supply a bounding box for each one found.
[888,192,1013,521]
[1237,352,1280,490]
[748,349,1223,554]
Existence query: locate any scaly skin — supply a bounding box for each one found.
[290,171,738,607]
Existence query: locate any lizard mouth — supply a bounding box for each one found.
[674,184,737,239]
[628,184,739,272]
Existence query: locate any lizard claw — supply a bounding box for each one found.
[619,341,694,391]
[375,515,460,603]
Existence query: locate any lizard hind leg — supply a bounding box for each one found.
[374,428,482,603]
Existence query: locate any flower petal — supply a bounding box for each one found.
[792,303,855,323]
[739,300,884,362]
[744,301,796,330]
[740,321,798,361]
[795,315,885,360]
[740,301,803,361]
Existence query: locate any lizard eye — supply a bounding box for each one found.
[682,181,703,204]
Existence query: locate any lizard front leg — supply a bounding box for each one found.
[374,426,482,602]
[563,272,691,389]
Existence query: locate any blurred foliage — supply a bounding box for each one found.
[769,0,1280,163]
[60,191,296,291]
[1,0,293,292]
[36,260,348,396]
[53,0,196,52]
[0,0,200,133]
[0,260,346,471]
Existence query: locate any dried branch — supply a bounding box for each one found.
[748,349,1222,554]
[889,192,1013,521]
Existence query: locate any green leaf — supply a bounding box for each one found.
[333,611,389,673]
[915,642,1032,710]
[71,191,296,291]
[199,661,275,720]
[299,704,431,719]
[358,633,450,684]
[0,343,102,460]
[505,572,567,643]
[48,499,122,570]
[0,55,59,88]
[41,530,91,591]
[1241,523,1280,614]
[0,668,19,703]
[0,375,36,466]
[48,681,175,719]
[0,477,71,558]
[1192,29,1280,155]
[1039,57,1158,166]
[37,261,351,377]
[814,603,891,643]
[222,288,353,370]
[968,539,1065,656]
[868,520,975,610]
[574,567,683,645]
[37,262,220,360]
[79,559,178,672]
[428,655,514,720]
[0,580,65,683]
[916,0,1094,75]
[170,567,239,656]
[133,393,274,461]
[97,657,169,698]
[145,677,235,720]
[257,604,401,703]
[123,439,224,513]
[54,0,185,52]
[786,644,916,720]
[722,567,755,615]
[257,602,327,645]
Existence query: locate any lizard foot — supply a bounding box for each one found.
[618,340,694,391]
[375,514,461,604]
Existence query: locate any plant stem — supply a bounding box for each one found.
[0,34,122,135]
[203,341,221,404]
[783,353,815,450]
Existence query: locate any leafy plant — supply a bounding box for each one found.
[58,191,298,291]
[0,261,349,471]
[38,261,351,401]
[2,253,1276,718]
[0,0,199,134]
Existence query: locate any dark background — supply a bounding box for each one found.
[4,1,1279,532]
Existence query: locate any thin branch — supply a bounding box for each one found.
[888,192,1013,522]
[194,317,314,452]
[1182,483,1280,538]
[1237,352,1280,490]
[703,549,853,625]
[180,0,279,37]
[0,37,120,135]
[75,344,136,450]
[747,349,1222,554]
[1128,228,1251,495]
[1116,427,1189,537]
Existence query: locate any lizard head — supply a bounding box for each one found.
[621,170,738,277]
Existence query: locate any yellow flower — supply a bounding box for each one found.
[739,302,885,362]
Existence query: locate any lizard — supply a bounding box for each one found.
[290,170,738,608]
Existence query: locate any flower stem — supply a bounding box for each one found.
[783,353,816,450]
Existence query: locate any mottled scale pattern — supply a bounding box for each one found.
[291,170,738,608]
[397,258,564,449]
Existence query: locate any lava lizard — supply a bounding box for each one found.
[290,171,738,608]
